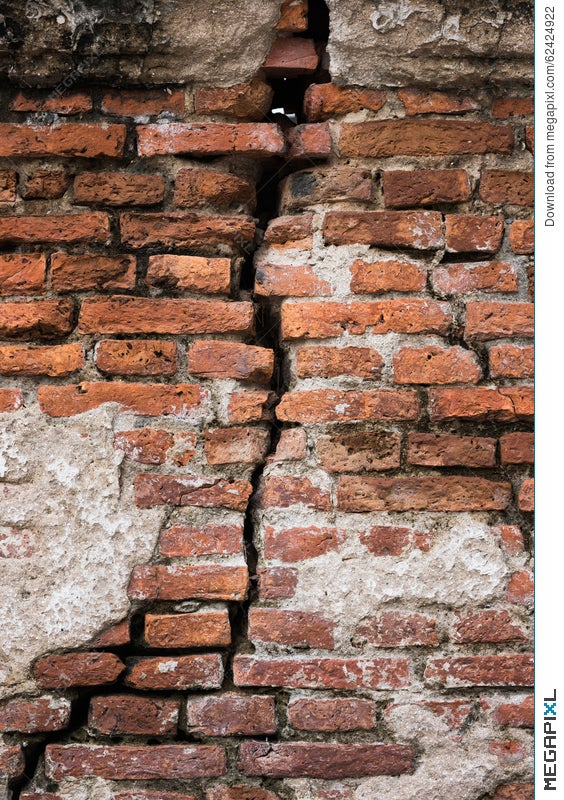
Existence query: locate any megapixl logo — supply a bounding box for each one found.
[544,690,557,790]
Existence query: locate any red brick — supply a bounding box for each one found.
[0,696,71,733]
[194,79,273,120]
[22,169,70,199]
[282,299,450,339]
[0,124,125,157]
[20,794,63,800]
[425,654,533,687]
[207,787,279,800]
[137,123,285,157]
[276,0,308,31]
[432,261,518,294]
[304,84,385,122]
[360,526,416,557]
[507,569,535,605]
[525,126,534,153]
[0,170,16,202]
[39,383,205,418]
[147,255,230,294]
[500,432,534,464]
[249,608,334,648]
[91,620,130,648]
[145,611,231,648]
[350,258,426,293]
[234,656,410,689]
[0,745,24,779]
[407,433,496,468]
[134,473,252,510]
[286,123,331,159]
[518,479,534,512]
[125,654,224,690]
[495,525,525,555]
[89,695,179,736]
[386,699,472,730]
[337,476,511,512]
[493,785,533,800]
[189,341,274,383]
[453,610,527,643]
[317,430,401,472]
[296,346,383,379]
[0,212,110,244]
[227,391,275,423]
[277,389,419,423]
[398,88,478,115]
[479,170,533,206]
[128,564,248,601]
[96,340,177,376]
[280,167,373,212]
[0,298,74,339]
[79,297,254,335]
[115,795,194,800]
[238,741,414,778]
[465,301,533,340]
[490,344,534,379]
[509,220,534,254]
[45,744,226,780]
[255,263,331,297]
[489,696,534,728]
[50,253,135,292]
[0,389,23,412]
[120,211,255,250]
[264,525,343,562]
[446,214,504,253]
[264,214,313,248]
[114,429,174,465]
[354,612,438,647]
[74,172,165,206]
[288,698,375,732]
[339,120,513,157]
[159,524,243,557]
[323,210,443,249]
[186,695,276,736]
[10,91,92,114]
[102,89,185,116]
[263,37,318,76]
[383,169,471,208]
[491,97,534,119]
[258,567,298,599]
[0,253,46,295]
[205,427,270,465]
[429,387,533,422]
[394,345,481,385]
[34,652,124,688]
[175,169,255,211]
[258,476,331,510]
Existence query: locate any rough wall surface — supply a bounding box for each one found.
[0,2,533,799]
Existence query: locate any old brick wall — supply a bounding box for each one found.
[0,1,533,799]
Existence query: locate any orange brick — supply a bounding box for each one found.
[0,389,23,412]
[429,387,533,422]
[393,346,482,385]
[258,567,298,598]
[74,172,165,206]
[194,79,273,120]
[432,261,517,294]
[264,214,313,248]
[102,89,185,116]
[489,344,534,379]
[258,476,331,510]
[21,169,69,199]
[339,120,513,157]
[286,123,331,159]
[264,526,343,562]
[227,391,275,423]
[491,97,534,119]
[50,253,136,292]
[350,258,426,293]
[509,220,534,254]
[465,302,533,340]
[38,383,205,418]
[145,612,231,648]
[304,84,386,122]
[518,478,534,512]
[317,430,401,472]
[249,609,334,648]
[0,124,125,157]
[159,524,243,557]
[0,299,74,339]
[446,215,504,253]
[10,91,92,114]
[354,611,439,647]
[0,344,84,377]
[137,123,285,157]
[507,570,534,605]
[277,389,419,422]
[0,170,16,203]
[407,433,496,468]
[0,213,110,244]
[114,429,174,465]
[479,170,533,206]
[282,299,450,339]
[280,166,373,212]
[255,263,331,297]
[263,38,318,76]
[398,88,478,115]
[324,210,443,249]
[128,564,248,601]
[383,169,471,208]
[95,340,177,376]
[205,427,270,465]
[189,341,273,382]
[499,432,534,465]
[134,474,252,510]
[296,346,383,378]
[0,253,46,295]
[120,211,254,250]
[276,0,308,32]
[174,169,255,211]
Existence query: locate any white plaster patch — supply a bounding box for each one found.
[0,406,165,699]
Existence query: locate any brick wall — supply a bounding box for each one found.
[0,2,533,798]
